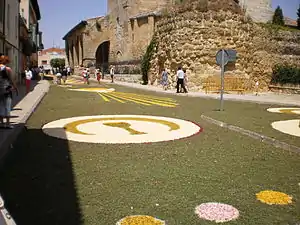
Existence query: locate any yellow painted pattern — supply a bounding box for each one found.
[64,117,180,135]
[103,122,146,135]
[99,92,178,107]
[65,78,83,85]
[102,92,151,106]
[97,93,110,102]
[44,74,56,78]
[279,108,300,115]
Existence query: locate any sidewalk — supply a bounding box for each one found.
[0,80,50,163]
[72,75,300,106]
[12,80,38,108]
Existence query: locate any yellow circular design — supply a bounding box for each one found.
[42,115,202,144]
[69,87,115,93]
[116,215,165,225]
[267,108,300,115]
[256,190,292,205]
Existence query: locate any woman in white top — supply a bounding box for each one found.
[25,67,33,93]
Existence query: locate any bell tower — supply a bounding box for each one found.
[240,0,273,23]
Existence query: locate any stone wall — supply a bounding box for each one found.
[148,9,300,91]
[83,17,110,60]
[108,0,158,62]
[239,0,272,23]
[103,74,142,83]
[64,0,274,79]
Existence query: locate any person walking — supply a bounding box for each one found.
[96,68,101,84]
[176,66,188,93]
[0,54,18,129]
[67,67,71,76]
[25,67,33,93]
[183,69,188,93]
[110,66,115,83]
[62,67,68,84]
[82,68,90,85]
[56,69,62,85]
[161,68,168,91]
[255,79,259,96]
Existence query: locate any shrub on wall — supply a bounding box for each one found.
[141,38,157,85]
[271,64,300,85]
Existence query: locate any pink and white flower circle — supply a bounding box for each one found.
[195,202,239,223]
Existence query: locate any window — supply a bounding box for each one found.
[0,0,4,24]
[42,60,47,65]
[6,4,10,36]
[15,16,18,39]
[0,40,3,53]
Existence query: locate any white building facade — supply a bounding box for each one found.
[38,48,66,71]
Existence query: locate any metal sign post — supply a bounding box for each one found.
[220,50,225,111]
[216,49,237,111]
[216,49,229,111]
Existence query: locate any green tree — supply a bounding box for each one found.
[141,38,157,85]
[297,4,300,29]
[50,58,65,68]
[272,6,284,26]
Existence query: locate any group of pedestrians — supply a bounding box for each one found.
[55,67,70,85]
[80,65,115,85]
[161,66,188,93]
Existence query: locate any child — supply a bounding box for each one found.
[161,68,168,91]
[82,69,89,84]
[96,69,101,84]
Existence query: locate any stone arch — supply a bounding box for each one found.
[95,41,110,72]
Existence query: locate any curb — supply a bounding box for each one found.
[0,81,50,164]
[71,75,300,107]
[200,115,300,154]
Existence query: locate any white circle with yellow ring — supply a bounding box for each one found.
[267,108,300,115]
[42,115,202,144]
[68,87,115,93]
[271,120,300,137]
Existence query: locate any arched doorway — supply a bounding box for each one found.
[95,41,110,73]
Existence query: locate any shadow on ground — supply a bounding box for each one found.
[0,126,83,225]
[12,81,39,108]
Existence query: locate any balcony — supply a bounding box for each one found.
[38,43,44,51]
[20,36,34,56]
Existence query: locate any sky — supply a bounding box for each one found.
[39,0,299,49]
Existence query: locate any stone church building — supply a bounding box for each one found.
[63,0,273,72]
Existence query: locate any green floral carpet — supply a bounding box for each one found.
[0,83,299,225]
